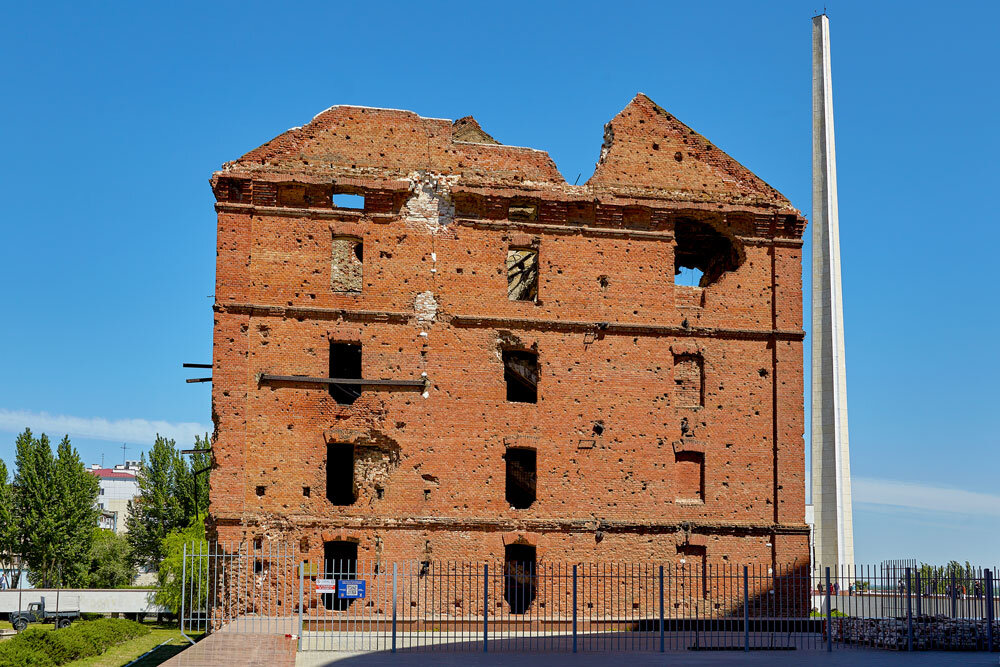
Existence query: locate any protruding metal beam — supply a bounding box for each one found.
[258,374,426,387]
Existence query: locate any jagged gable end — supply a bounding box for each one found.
[221,106,563,187]
[588,94,793,209]
[216,97,798,218]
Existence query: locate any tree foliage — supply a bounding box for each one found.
[84,528,136,588]
[154,519,207,615]
[0,457,19,588]
[126,434,209,569]
[913,560,979,593]
[12,430,99,588]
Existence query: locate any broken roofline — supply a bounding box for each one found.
[219,93,799,214]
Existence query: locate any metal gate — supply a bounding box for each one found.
[179,541,299,643]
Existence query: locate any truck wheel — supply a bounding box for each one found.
[57,618,72,629]
[12,618,27,632]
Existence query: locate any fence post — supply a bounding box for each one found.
[572,564,578,653]
[825,567,832,653]
[483,563,488,653]
[915,570,922,618]
[951,570,957,618]
[659,565,665,653]
[298,562,304,652]
[986,569,994,653]
[905,567,913,652]
[391,563,397,654]
[743,565,749,652]
[180,543,193,644]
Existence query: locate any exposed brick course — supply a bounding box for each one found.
[207,93,809,575]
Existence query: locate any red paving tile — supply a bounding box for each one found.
[161,633,296,667]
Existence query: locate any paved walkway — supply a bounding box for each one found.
[296,649,997,666]
[160,633,296,667]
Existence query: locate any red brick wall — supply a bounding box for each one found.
[207,99,809,574]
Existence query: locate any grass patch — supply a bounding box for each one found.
[66,625,202,667]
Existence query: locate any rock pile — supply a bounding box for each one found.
[832,615,999,650]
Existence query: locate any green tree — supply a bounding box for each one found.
[14,430,98,587]
[55,436,100,586]
[15,429,59,587]
[0,457,21,588]
[154,520,207,615]
[85,528,136,588]
[127,435,210,569]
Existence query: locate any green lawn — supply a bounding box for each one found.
[65,624,201,667]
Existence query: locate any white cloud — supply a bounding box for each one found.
[853,477,1000,517]
[0,409,210,446]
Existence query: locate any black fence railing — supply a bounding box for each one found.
[179,543,998,653]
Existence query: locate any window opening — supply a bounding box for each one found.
[504,543,537,614]
[675,451,705,501]
[329,342,362,404]
[332,193,365,209]
[331,236,363,292]
[506,248,538,302]
[505,448,537,509]
[673,353,704,408]
[673,219,742,287]
[326,443,355,506]
[323,541,358,611]
[502,350,538,403]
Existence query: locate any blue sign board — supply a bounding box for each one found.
[337,579,366,599]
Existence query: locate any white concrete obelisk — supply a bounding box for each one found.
[811,13,855,569]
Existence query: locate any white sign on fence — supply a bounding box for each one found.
[315,578,337,593]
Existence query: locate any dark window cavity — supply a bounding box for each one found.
[504,543,537,614]
[329,342,362,405]
[506,248,538,302]
[503,350,538,403]
[326,443,355,506]
[673,219,742,287]
[323,540,358,611]
[505,447,537,509]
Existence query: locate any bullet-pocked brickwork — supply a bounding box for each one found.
[207,93,810,583]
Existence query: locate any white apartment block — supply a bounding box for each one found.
[89,461,140,534]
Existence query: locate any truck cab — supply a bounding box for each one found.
[10,597,79,632]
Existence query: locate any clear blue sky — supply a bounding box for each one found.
[1,1,996,565]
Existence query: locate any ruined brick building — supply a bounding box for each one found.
[208,93,810,577]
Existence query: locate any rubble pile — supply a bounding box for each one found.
[833,615,999,650]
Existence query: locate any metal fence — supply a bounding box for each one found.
[180,543,998,653]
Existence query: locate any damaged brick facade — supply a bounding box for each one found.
[208,93,810,575]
